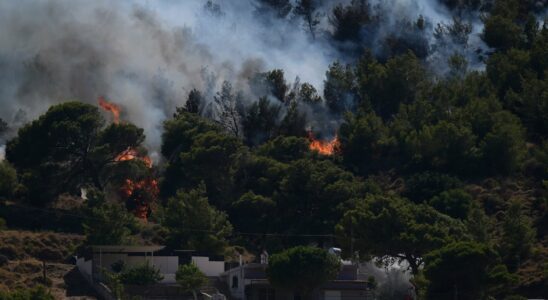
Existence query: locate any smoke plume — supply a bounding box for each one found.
[0,0,491,153]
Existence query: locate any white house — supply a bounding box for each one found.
[220,255,373,300]
[76,245,225,284]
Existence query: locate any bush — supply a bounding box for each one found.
[0,161,17,200]
[0,285,54,300]
[119,263,163,285]
[404,172,462,203]
[176,263,208,299]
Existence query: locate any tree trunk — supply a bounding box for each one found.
[192,290,198,300]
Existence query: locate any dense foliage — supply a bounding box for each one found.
[175,263,208,300]
[1,0,547,298]
[267,246,341,296]
[0,286,54,300]
[118,263,164,285]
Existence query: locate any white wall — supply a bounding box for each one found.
[151,256,179,274]
[192,256,225,277]
[77,257,92,278]
[223,267,245,299]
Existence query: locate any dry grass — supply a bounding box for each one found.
[0,230,84,262]
[0,230,96,299]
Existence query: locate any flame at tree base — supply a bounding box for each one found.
[98,96,157,221]
[308,131,340,155]
[120,178,159,221]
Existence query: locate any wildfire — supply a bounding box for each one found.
[115,147,153,168]
[98,96,121,124]
[114,148,155,220]
[120,178,159,220]
[97,95,157,221]
[308,131,340,156]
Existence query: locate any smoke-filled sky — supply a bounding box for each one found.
[0,0,490,159]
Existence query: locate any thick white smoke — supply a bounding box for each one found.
[0,0,489,154]
[0,0,340,153]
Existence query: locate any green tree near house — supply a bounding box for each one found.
[82,189,139,245]
[161,184,233,255]
[337,195,465,275]
[424,241,517,300]
[176,263,208,300]
[267,246,341,298]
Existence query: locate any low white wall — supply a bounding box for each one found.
[76,257,92,278]
[192,256,225,277]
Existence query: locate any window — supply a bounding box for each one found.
[232,275,238,288]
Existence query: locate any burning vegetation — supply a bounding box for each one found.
[98,96,121,124]
[98,97,157,221]
[115,147,153,168]
[308,131,340,156]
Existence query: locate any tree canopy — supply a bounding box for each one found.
[267,246,341,297]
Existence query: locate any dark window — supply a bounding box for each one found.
[232,276,238,288]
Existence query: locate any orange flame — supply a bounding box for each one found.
[308,131,340,155]
[114,147,153,168]
[98,96,120,124]
[114,147,155,221]
[120,178,159,220]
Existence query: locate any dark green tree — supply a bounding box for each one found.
[176,263,208,300]
[403,171,463,203]
[429,189,473,219]
[6,102,146,205]
[175,89,203,116]
[278,100,307,137]
[498,199,536,271]
[339,112,393,174]
[161,184,233,255]
[294,0,321,40]
[256,135,309,163]
[337,195,465,274]
[275,159,366,238]
[323,61,356,113]
[480,111,526,175]
[267,246,341,298]
[230,191,276,236]
[83,190,139,245]
[424,241,516,300]
[0,161,17,200]
[161,112,244,207]
[242,97,282,146]
[330,0,372,43]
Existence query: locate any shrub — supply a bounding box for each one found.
[119,263,163,285]
[0,285,54,300]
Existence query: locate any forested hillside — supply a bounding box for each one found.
[0,0,546,299]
